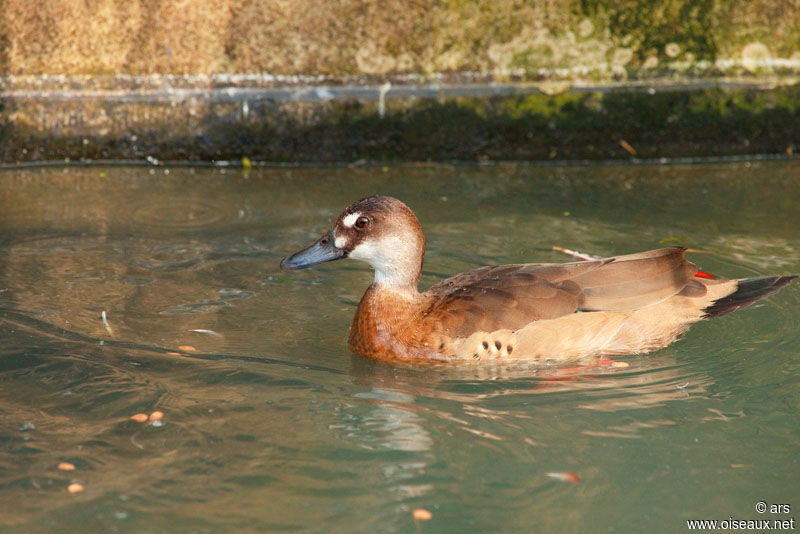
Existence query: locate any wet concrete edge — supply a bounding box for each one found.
[1,77,798,163]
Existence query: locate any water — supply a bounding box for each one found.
[1,162,798,533]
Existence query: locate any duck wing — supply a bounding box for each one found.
[424,247,698,339]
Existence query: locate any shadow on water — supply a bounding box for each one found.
[0,162,798,532]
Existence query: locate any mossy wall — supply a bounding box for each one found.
[2,0,799,163]
[2,0,799,78]
[3,84,797,163]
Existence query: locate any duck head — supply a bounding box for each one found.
[281,196,426,290]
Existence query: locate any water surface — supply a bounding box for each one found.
[1,162,798,532]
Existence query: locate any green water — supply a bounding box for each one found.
[1,162,798,533]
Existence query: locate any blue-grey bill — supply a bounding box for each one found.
[280,233,344,270]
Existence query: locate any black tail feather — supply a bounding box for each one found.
[704,275,797,318]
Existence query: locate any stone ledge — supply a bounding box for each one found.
[2,76,798,163]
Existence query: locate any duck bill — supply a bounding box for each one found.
[280,232,344,270]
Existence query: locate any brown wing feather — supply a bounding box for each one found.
[426,272,583,338]
[422,247,697,341]
[572,247,697,310]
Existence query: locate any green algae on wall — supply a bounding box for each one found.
[578,0,718,64]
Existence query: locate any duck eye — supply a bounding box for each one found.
[354,216,369,229]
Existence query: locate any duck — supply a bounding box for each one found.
[281,195,795,363]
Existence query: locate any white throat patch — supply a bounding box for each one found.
[348,235,418,288]
[342,212,361,228]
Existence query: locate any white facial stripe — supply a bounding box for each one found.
[334,235,348,249]
[342,212,361,228]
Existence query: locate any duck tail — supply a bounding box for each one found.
[704,275,797,318]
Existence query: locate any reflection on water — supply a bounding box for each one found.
[348,389,434,452]
[0,162,799,532]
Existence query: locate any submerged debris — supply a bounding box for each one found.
[546,471,581,483]
[190,329,223,338]
[101,310,114,336]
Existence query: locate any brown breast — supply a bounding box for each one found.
[348,285,445,362]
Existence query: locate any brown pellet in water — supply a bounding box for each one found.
[178,345,196,352]
[130,413,149,423]
[57,462,76,471]
[67,483,84,494]
[412,508,433,521]
[149,411,164,422]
